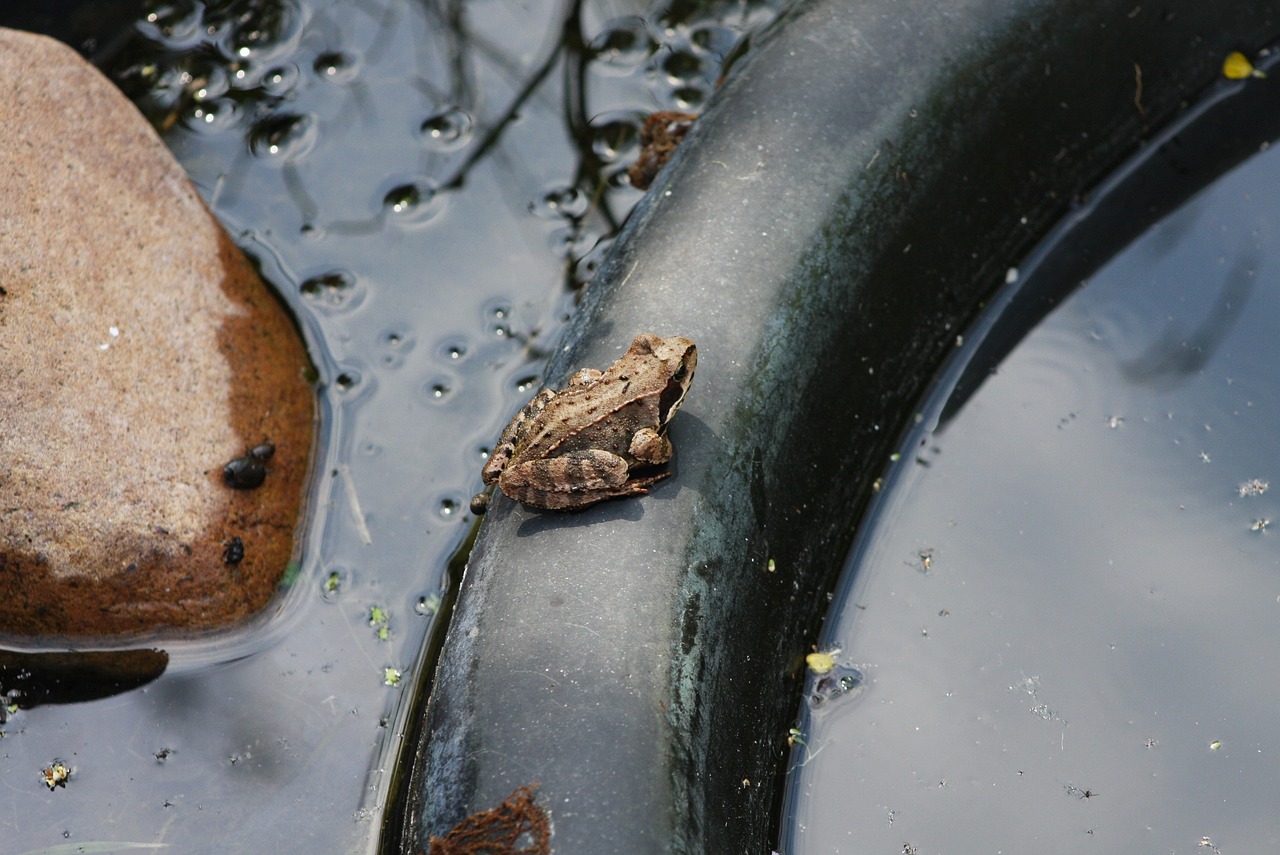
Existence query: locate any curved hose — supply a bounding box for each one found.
[401,1,1279,852]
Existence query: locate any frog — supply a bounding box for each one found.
[470,333,697,513]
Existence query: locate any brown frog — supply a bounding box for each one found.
[470,333,697,513]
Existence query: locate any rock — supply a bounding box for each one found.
[0,29,314,640]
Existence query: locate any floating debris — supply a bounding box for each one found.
[1249,518,1270,533]
[805,650,839,675]
[41,761,70,790]
[369,606,391,641]
[1223,50,1266,80]
[1238,478,1269,497]
[809,663,864,707]
[384,667,402,687]
[428,783,549,855]
[627,111,696,190]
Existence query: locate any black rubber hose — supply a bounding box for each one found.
[401,1,1279,852]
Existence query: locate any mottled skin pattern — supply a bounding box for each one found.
[471,334,697,512]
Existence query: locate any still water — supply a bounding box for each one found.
[0,1,782,853]
[782,108,1280,853]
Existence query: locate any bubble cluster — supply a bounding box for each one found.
[588,17,655,69]
[299,268,365,312]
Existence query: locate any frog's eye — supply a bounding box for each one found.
[673,364,688,382]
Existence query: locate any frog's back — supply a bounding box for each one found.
[520,383,654,462]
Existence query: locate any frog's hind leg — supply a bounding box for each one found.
[531,471,671,511]
[499,450,670,511]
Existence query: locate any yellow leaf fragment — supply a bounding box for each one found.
[1223,51,1266,80]
[806,651,838,675]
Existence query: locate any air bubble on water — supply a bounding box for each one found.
[439,340,468,362]
[382,180,442,224]
[672,86,707,109]
[139,1,205,48]
[185,97,239,132]
[190,63,231,101]
[420,107,474,150]
[533,185,590,220]
[249,112,317,159]
[259,63,301,96]
[313,50,360,84]
[588,115,640,162]
[226,0,304,65]
[379,329,415,367]
[300,269,361,310]
[588,17,654,68]
[661,49,704,84]
[423,378,454,403]
[514,375,540,394]
[689,24,739,58]
[485,301,514,338]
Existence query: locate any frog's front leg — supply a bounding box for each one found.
[628,426,673,465]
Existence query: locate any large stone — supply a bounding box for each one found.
[0,29,314,640]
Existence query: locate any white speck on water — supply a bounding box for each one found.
[1238,478,1268,497]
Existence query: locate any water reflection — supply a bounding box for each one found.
[0,0,787,852]
[781,100,1280,855]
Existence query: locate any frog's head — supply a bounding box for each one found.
[639,334,697,425]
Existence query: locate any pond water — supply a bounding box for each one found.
[780,74,1280,855]
[0,1,782,853]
